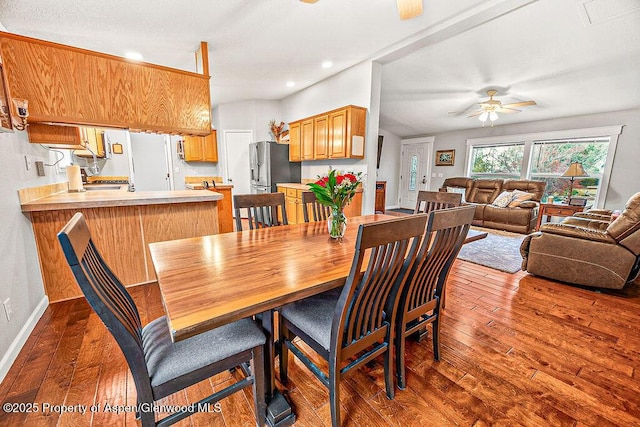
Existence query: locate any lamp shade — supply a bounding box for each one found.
[562,162,588,178]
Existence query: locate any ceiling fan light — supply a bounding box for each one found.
[397,0,423,20]
[478,111,489,122]
[489,111,498,121]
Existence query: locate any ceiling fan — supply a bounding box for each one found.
[300,0,423,20]
[467,89,537,127]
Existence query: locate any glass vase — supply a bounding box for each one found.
[328,207,347,239]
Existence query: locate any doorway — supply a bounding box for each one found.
[224,130,254,196]
[399,138,434,209]
[128,133,173,191]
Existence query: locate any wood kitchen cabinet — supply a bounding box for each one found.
[287,105,366,161]
[288,122,301,161]
[183,130,218,162]
[0,31,211,135]
[27,123,105,158]
[277,183,363,225]
[314,114,329,159]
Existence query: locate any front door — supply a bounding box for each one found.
[399,141,432,209]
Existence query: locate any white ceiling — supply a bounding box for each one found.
[1,0,639,137]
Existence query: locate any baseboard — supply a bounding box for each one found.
[386,205,399,210]
[0,295,49,383]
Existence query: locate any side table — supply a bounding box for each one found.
[535,203,585,231]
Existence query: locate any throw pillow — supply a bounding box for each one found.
[446,186,466,203]
[508,190,535,207]
[492,191,513,208]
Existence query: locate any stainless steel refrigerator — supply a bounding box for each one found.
[249,141,301,193]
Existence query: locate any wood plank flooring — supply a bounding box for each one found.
[1,260,639,426]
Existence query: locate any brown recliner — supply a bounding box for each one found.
[520,192,640,289]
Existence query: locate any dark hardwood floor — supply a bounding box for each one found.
[1,260,639,426]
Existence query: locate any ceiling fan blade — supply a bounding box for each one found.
[496,107,521,114]
[501,100,536,108]
[299,0,319,3]
[397,0,423,20]
[467,111,484,118]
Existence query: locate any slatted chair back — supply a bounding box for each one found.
[301,191,332,222]
[57,213,154,406]
[390,205,475,389]
[332,214,428,362]
[234,192,288,231]
[414,190,462,214]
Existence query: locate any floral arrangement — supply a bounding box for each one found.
[307,169,362,211]
[269,120,289,142]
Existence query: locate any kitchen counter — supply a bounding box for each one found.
[21,189,221,212]
[20,184,223,302]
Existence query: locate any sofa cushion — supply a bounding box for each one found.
[446,186,467,203]
[441,177,474,202]
[606,192,640,242]
[468,179,503,204]
[503,179,545,202]
[508,190,535,207]
[492,191,513,208]
[484,204,534,227]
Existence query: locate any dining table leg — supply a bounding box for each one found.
[260,309,296,427]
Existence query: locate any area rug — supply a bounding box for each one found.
[457,229,526,274]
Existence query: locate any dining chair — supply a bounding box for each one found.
[57,213,267,427]
[391,205,475,390]
[234,192,288,231]
[414,190,462,214]
[301,191,331,222]
[278,214,429,427]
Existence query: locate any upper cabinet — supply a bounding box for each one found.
[288,105,366,162]
[183,130,218,163]
[0,31,212,135]
[27,123,105,157]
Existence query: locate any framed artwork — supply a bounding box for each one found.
[111,143,123,154]
[435,149,455,166]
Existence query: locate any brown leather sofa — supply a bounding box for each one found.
[520,192,640,289]
[440,177,545,233]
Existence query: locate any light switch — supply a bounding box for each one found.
[438,173,443,178]
[431,173,436,178]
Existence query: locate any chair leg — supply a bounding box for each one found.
[252,346,267,427]
[432,315,441,362]
[383,343,395,399]
[395,323,407,390]
[278,324,289,385]
[329,362,341,427]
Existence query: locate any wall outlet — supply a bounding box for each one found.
[24,155,32,171]
[35,161,46,176]
[3,298,13,322]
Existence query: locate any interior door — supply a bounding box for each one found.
[224,130,253,196]
[399,142,432,209]
[130,133,171,191]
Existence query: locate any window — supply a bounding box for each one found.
[409,155,418,191]
[469,143,525,179]
[465,126,622,207]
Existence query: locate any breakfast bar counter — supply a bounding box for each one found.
[19,183,223,302]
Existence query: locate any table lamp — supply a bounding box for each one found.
[562,162,588,204]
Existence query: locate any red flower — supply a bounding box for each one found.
[336,175,345,184]
[315,177,328,187]
[344,173,357,183]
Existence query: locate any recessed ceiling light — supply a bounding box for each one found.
[125,51,144,61]
[286,81,295,88]
[322,61,333,69]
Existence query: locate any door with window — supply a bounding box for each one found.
[399,141,432,209]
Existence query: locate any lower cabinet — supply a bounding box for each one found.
[277,184,363,225]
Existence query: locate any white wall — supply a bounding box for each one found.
[427,108,640,209]
[377,129,402,209]
[213,100,282,182]
[0,131,53,381]
[282,61,382,213]
[99,129,130,176]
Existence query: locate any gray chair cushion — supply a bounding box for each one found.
[280,287,342,351]
[142,316,266,389]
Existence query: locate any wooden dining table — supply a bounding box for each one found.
[149,214,393,426]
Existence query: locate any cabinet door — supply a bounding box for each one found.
[75,128,106,158]
[301,118,314,160]
[329,109,347,158]
[202,130,218,162]
[285,196,298,224]
[314,115,329,159]
[183,135,204,162]
[289,122,301,162]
